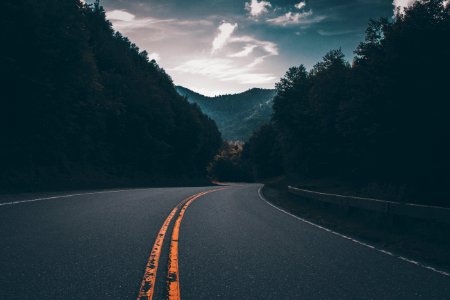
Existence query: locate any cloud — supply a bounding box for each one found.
[229,36,278,56]
[106,9,136,22]
[210,23,279,63]
[221,73,276,84]
[245,0,272,17]
[228,45,258,57]
[171,58,276,84]
[107,16,171,32]
[246,56,268,68]
[212,22,238,53]
[266,1,325,26]
[295,1,306,10]
[172,23,279,86]
[104,8,278,88]
[105,9,213,38]
[172,59,277,86]
[267,11,319,26]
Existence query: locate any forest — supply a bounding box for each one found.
[0,0,222,191]
[213,0,450,206]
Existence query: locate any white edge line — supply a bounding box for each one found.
[257,186,450,277]
[0,188,151,207]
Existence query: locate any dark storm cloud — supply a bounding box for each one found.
[92,0,394,95]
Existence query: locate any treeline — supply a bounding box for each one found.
[176,86,276,141]
[218,0,450,205]
[0,0,222,191]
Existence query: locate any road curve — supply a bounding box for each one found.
[0,184,448,299]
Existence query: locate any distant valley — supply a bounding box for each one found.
[176,86,276,141]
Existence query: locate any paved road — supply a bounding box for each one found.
[0,184,448,299]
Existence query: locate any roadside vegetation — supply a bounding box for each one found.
[211,0,450,206]
[207,142,250,182]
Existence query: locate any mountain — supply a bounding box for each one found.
[176,86,276,141]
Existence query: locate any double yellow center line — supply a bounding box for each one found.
[137,188,227,300]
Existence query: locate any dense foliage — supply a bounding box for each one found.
[176,86,276,141]
[0,0,222,190]
[207,142,251,182]
[243,0,450,205]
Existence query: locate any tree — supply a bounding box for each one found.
[0,0,222,190]
[244,0,450,205]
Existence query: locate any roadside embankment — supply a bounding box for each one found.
[261,178,450,273]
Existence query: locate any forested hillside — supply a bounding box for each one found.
[176,86,276,141]
[0,0,222,191]
[220,0,450,206]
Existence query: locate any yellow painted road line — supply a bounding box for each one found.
[137,205,180,300]
[167,188,228,300]
[137,189,226,300]
[137,193,198,300]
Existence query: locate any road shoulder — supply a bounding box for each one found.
[260,183,450,275]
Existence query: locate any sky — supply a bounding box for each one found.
[88,0,415,96]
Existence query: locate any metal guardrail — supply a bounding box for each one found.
[288,186,450,224]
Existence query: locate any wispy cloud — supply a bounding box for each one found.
[172,22,279,85]
[106,9,135,22]
[106,9,213,36]
[229,36,278,56]
[212,22,238,53]
[221,73,277,84]
[265,1,325,27]
[267,11,322,26]
[171,59,276,84]
[228,45,258,57]
[245,0,272,17]
[106,9,172,32]
[295,1,306,10]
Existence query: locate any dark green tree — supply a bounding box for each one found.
[0,0,222,190]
